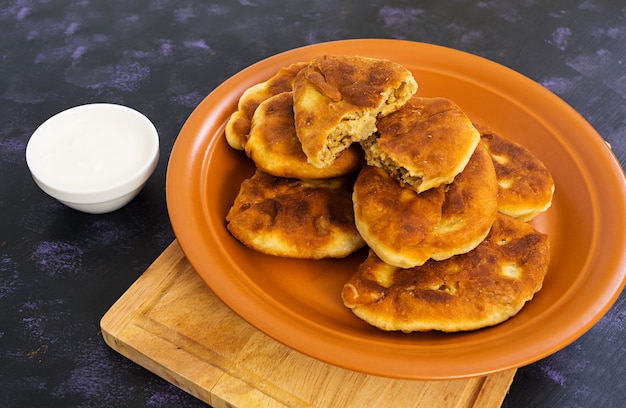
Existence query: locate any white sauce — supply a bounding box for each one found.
[27,105,157,192]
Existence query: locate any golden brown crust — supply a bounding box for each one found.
[353,142,498,268]
[293,55,418,168]
[362,97,480,193]
[245,92,364,179]
[225,61,308,150]
[226,170,365,259]
[223,56,554,335]
[342,214,550,332]
[475,123,555,221]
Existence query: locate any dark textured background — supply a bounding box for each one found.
[1,1,625,407]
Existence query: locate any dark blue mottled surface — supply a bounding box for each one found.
[1,1,624,407]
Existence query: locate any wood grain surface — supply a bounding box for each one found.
[101,240,516,408]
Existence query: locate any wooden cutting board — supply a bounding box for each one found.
[101,240,516,408]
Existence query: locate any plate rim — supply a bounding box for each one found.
[166,39,626,379]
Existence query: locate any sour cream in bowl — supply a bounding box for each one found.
[26,103,159,214]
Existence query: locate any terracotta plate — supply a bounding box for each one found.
[166,39,626,379]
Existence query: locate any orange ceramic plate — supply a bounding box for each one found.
[166,39,626,379]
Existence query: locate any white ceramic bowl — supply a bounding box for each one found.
[26,103,159,214]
